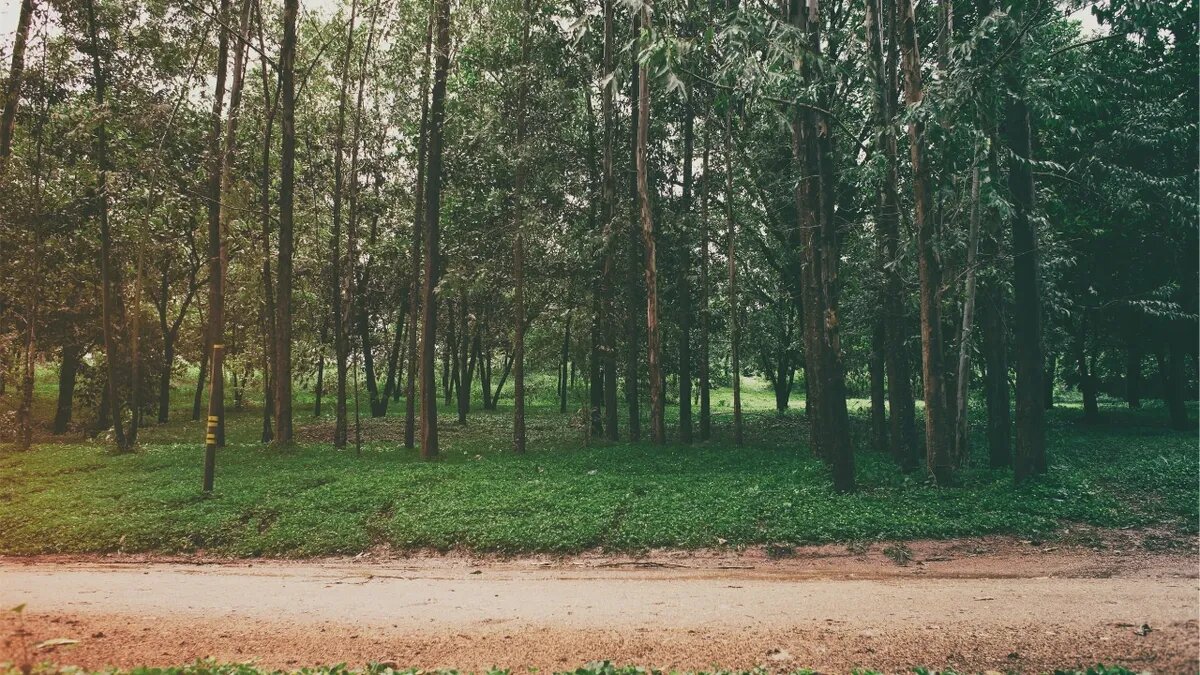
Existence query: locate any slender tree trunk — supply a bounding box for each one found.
[273,0,298,444]
[53,344,81,434]
[511,0,532,453]
[256,0,277,443]
[329,0,359,449]
[677,91,695,443]
[419,0,451,459]
[559,314,572,414]
[869,318,888,454]
[698,128,711,440]
[1044,352,1055,409]
[953,166,982,466]
[0,0,34,170]
[624,9,642,442]
[193,324,208,421]
[405,1,434,449]
[1125,324,1142,409]
[599,0,619,440]
[636,4,664,445]
[1163,330,1190,430]
[897,0,951,484]
[725,107,742,446]
[87,0,132,453]
[15,82,45,451]
[980,282,1010,467]
[866,0,918,469]
[1004,2,1046,480]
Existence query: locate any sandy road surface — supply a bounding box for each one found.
[1,540,1197,673]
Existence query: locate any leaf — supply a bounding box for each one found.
[34,638,80,651]
[9,603,25,614]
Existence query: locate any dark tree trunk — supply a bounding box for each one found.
[1004,3,1046,481]
[511,0,532,452]
[1045,352,1056,409]
[1125,333,1142,409]
[866,0,918,470]
[0,0,34,168]
[273,0,298,444]
[1164,329,1190,430]
[725,107,742,446]
[419,0,451,459]
[624,9,642,442]
[636,4,664,445]
[598,0,619,440]
[677,96,695,443]
[405,1,433,449]
[980,282,1010,467]
[869,318,888,455]
[53,345,81,434]
[698,129,711,440]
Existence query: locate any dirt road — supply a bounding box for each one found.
[2,539,1197,673]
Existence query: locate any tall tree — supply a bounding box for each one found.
[419,0,452,459]
[274,0,299,444]
[896,0,952,484]
[636,1,664,444]
[0,0,34,170]
[511,0,533,453]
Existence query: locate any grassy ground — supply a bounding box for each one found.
[0,369,1195,556]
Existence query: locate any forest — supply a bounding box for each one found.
[0,0,1195,495]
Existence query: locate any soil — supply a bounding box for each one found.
[2,536,1197,673]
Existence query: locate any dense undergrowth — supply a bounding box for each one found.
[0,373,1195,556]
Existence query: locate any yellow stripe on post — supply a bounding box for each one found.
[205,434,216,444]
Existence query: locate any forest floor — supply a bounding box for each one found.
[2,536,1198,673]
[1,378,1197,556]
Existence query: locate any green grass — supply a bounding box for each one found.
[0,370,1195,556]
[0,659,1148,675]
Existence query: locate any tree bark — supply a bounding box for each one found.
[53,344,81,434]
[0,0,34,171]
[866,0,918,469]
[1004,2,1046,481]
[419,0,451,459]
[698,126,711,440]
[953,166,982,466]
[636,3,664,445]
[273,0,298,444]
[511,0,532,453]
[405,0,434,449]
[725,106,742,446]
[896,0,952,484]
[624,9,642,442]
[598,0,619,440]
[678,86,695,443]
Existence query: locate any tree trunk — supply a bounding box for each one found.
[869,318,888,454]
[48,344,81,434]
[1164,329,1190,430]
[1004,3,1046,480]
[256,0,277,443]
[1125,332,1142,409]
[636,4,664,445]
[329,0,359,449]
[725,106,742,446]
[0,0,34,170]
[953,166,982,467]
[405,0,434,449]
[677,96,695,443]
[897,0,951,484]
[980,282,1010,467]
[624,9,642,442]
[1044,351,1055,409]
[560,314,572,414]
[273,0,298,444]
[511,0,532,452]
[698,128,711,440]
[598,0,619,440]
[87,0,134,453]
[419,0,451,459]
[866,0,918,469]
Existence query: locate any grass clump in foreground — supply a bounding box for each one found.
[0,375,1195,556]
[0,659,1149,675]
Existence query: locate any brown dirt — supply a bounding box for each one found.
[2,537,1197,673]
